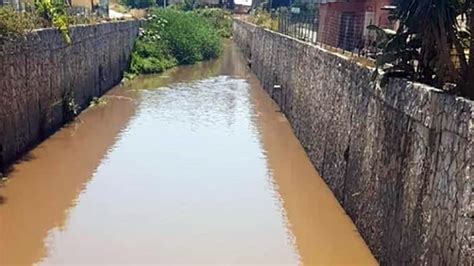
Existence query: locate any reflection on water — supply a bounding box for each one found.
[0,89,137,265]
[0,42,377,265]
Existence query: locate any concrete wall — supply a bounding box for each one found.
[0,21,140,169]
[233,19,473,265]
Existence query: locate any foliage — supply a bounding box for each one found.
[168,0,199,11]
[129,8,222,74]
[372,0,474,99]
[35,0,72,44]
[192,8,233,37]
[121,0,155,9]
[0,6,35,42]
[249,8,278,31]
[62,89,80,121]
[89,96,108,107]
[130,29,177,73]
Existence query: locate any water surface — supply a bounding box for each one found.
[0,43,377,265]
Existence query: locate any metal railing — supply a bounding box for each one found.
[277,10,318,43]
[271,6,395,60]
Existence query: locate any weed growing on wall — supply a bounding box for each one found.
[62,90,80,122]
[35,0,72,44]
[129,8,223,75]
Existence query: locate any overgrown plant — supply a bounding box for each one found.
[192,8,233,37]
[62,89,80,121]
[129,8,222,74]
[170,0,199,11]
[35,0,72,44]
[249,5,278,31]
[130,16,177,74]
[0,6,35,43]
[372,0,474,99]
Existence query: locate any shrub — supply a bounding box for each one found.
[129,8,222,74]
[0,6,35,42]
[249,8,278,31]
[168,0,198,11]
[158,9,221,63]
[130,35,177,73]
[192,8,232,38]
[34,0,71,43]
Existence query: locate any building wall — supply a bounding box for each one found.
[234,18,473,265]
[317,0,391,49]
[0,21,140,169]
[71,0,94,9]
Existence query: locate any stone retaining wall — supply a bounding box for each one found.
[0,21,140,169]
[233,19,473,265]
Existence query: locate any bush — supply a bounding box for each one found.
[0,7,35,42]
[192,8,232,38]
[130,8,222,74]
[34,0,72,43]
[168,0,198,11]
[130,35,177,73]
[249,8,278,31]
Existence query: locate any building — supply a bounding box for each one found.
[235,0,251,13]
[69,0,109,16]
[317,0,392,51]
[0,0,21,10]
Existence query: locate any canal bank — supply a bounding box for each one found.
[0,20,140,170]
[233,18,473,265]
[0,42,376,265]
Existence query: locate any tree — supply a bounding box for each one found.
[373,0,474,99]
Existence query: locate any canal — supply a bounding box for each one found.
[0,42,377,265]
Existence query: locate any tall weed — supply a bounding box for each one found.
[130,8,222,74]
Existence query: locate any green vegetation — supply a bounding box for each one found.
[62,89,80,121]
[129,8,225,75]
[0,0,72,44]
[0,6,35,42]
[168,0,198,12]
[34,0,71,43]
[89,96,108,107]
[192,8,232,38]
[249,7,278,31]
[372,0,474,99]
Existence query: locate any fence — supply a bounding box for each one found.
[273,4,395,59]
[277,10,318,44]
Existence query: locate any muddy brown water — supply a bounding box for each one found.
[0,42,377,265]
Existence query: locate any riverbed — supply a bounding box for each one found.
[0,42,377,265]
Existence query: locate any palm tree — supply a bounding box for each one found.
[375,0,474,99]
